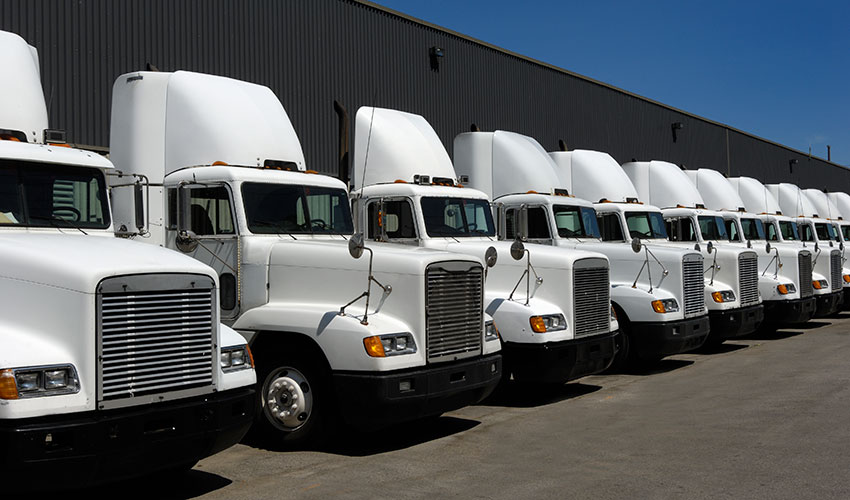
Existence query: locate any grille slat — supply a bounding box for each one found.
[426,263,483,362]
[574,263,610,338]
[98,277,215,403]
[799,252,813,298]
[738,253,760,306]
[831,251,842,291]
[683,255,705,317]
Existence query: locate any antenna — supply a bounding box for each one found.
[357,102,378,201]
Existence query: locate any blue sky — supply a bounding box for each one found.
[371,0,849,166]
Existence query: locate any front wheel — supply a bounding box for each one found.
[251,357,331,449]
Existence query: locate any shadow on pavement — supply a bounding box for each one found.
[482,381,601,408]
[693,342,750,355]
[625,358,695,376]
[745,328,805,340]
[793,320,831,330]
[21,469,233,500]
[319,415,480,457]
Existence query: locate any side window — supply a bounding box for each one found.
[766,223,778,241]
[367,200,416,239]
[598,213,624,241]
[189,187,234,236]
[527,207,550,239]
[505,208,516,240]
[725,220,740,241]
[667,217,696,242]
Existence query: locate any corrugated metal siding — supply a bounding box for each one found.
[2,0,847,190]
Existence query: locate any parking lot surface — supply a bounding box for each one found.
[81,315,850,499]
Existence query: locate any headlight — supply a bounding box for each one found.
[221,345,254,372]
[777,284,796,295]
[363,333,417,357]
[813,280,828,290]
[529,314,567,333]
[711,290,736,303]
[0,364,80,400]
[485,320,500,342]
[651,298,679,313]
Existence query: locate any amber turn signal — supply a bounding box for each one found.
[529,316,547,333]
[0,370,18,400]
[363,336,386,357]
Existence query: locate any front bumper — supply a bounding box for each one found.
[333,353,502,431]
[0,387,255,491]
[630,315,710,359]
[503,330,618,384]
[844,288,850,310]
[763,297,816,325]
[708,303,764,340]
[814,291,843,317]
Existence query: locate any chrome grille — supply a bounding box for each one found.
[97,274,216,406]
[831,250,842,291]
[426,262,483,362]
[738,252,760,306]
[573,260,610,338]
[798,251,813,298]
[682,254,705,318]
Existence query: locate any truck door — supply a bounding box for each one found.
[170,185,241,320]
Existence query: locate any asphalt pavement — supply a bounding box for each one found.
[80,313,850,499]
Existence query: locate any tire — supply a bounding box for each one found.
[606,321,632,373]
[250,354,332,449]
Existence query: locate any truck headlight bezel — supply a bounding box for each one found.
[529,314,567,333]
[813,279,828,290]
[485,320,500,342]
[777,283,796,295]
[711,290,736,303]
[220,345,255,372]
[651,298,679,313]
[363,333,417,357]
[0,364,80,400]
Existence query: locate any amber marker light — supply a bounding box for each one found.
[813,280,823,290]
[844,275,850,283]
[363,336,386,357]
[0,369,18,400]
[777,284,789,295]
[245,345,256,368]
[529,316,547,333]
[651,300,666,313]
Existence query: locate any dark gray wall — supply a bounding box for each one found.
[2,0,846,192]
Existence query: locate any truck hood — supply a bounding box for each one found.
[0,233,216,293]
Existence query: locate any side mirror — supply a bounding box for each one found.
[515,205,529,241]
[815,242,820,252]
[485,246,498,268]
[177,184,191,235]
[631,237,642,253]
[694,243,701,251]
[707,241,714,254]
[349,233,365,259]
[765,242,772,254]
[746,240,752,249]
[510,239,525,261]
[133,182,145,232]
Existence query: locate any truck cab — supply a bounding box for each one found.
[621,161,764,340]
[685,168,815,324]
[109,71,501,447]
[351,107,617,384]
[804,188,850,307]
[767,183,843,316]
[0,30,255,490]
[453,132,708,367]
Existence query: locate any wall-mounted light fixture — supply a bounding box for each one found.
[789,159,799,173]
[671,122,684,142]
[429,46,444,71]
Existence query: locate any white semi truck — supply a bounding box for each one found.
[349,107,618,384]
[685,168,815,324]
[108,71,501,447]
[0,31,255,489]
[620,161,764,339]
[453,132,708,367]
[728,176,832,317]
[802,188,849,307]
[767,183,843,315]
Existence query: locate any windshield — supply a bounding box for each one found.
[779,221,799,240]
[421,197,495,237]
[698,216,728,241]
[740,218,766,240]
[553,205,600,238]
[242,183,353,235]
[625,212,668,239]
[0,160,109,229]
[814,222,838,241]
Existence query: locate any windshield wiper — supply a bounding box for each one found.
[29,214,88,235]
[251,220,297,240]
